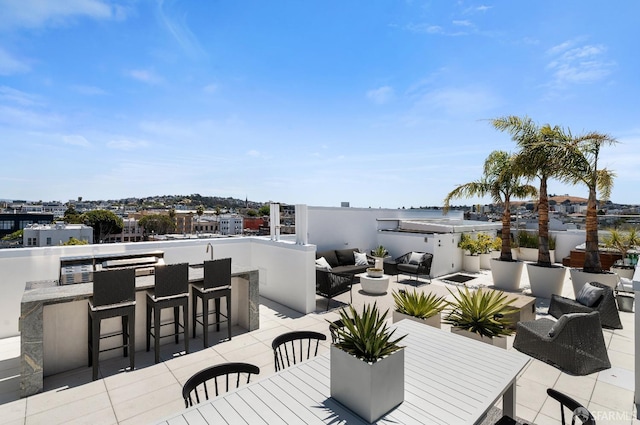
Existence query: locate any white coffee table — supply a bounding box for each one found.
[356,273,391,295]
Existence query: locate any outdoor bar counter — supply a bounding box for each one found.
[20,264,259,397]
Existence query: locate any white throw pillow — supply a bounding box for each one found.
[315,257,332,271]
[408,252,424,265]
[575,282,604,307]
[354,251,369,266]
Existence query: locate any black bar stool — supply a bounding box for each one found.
[192,258,232,348]
[88,268,136,381]
[146,263,189,364]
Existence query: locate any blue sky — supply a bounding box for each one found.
[1,1,638,208]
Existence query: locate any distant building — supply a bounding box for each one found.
[219,214,243,235]
[23,222,93,247]
[0,213,54,238]
[120,218,143,242]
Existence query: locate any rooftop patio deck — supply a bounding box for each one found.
[0,269,637,424]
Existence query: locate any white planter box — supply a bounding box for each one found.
[392,310,441,329]
[330,345,405,423]
[450,327,507,349]
[516,248,556,263]
[569,268,620,297]
[526,263,566,299]
[463,255,480,273]
[490,259,523,291]
[611,266,635,280]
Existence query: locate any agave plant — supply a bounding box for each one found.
[443,287,517,338]
[330,303,406,363]
[392,289,447,319]
[371,245,388,258]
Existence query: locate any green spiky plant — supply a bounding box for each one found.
[330,303,406,363]
[392,289,448,320]
[443,287,517,338]
[371,245,387,258]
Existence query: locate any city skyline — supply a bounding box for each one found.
[1,1,638,208]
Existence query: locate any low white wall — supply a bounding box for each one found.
[0,237,314,338]
[251,239,316,314]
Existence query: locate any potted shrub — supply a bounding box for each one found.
[604,228,639,279]
[560,131,618,294]
[493,116,570,299]
[444,150,537,290]
[477,233,494,269]
[458,233,481,273]
[443,287,516,349]
[392,289,448,328]
[330,303,407,423]
[371,245,388,270]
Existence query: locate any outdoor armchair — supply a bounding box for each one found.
[389,252,433,283]
[513,311,610,376]
[315,269,353,311]
[548,281,622,329]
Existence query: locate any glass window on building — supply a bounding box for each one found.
[46,237,52,245]
[0,220,13,229]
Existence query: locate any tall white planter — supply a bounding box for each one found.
[479,253,492,270]
[490,259,523,291]
[463,254,480,273]
[392,310,441,329]
[569,268,620,296]
[526,263,566,299]
[330,345,404,423]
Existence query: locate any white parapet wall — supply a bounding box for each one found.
[0,237,316,339]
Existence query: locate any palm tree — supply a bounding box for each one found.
[561,131,616,273]
[492,116,569,268]
[444,150,537,262]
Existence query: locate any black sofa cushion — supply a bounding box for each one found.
[335,248,358,266]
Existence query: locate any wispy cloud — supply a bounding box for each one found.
[405,22,468,37]
[0,0,126,31]
[203,83,218,94]
[247,150,261,157]
[62,134,91,147]
[70,84,107,95]
[127,69,163,85]
[107,138,150,150]
[545,39,615,87]
[366,86,395,105]
[464,5,493,14]
[0,48,30,75]
[452,20,473,27]
[156,0,205,59]
[0,86,41,106]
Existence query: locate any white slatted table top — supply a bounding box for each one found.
[158,319,530,425]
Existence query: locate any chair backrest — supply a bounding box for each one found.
[551,311,601,338]
[272,331,327,371]
[203,258,231,290]
[547,388,595,425]
[92,268,136,307]
[154,263,189,298]
[182,362,260,408]
[329,318,355,343]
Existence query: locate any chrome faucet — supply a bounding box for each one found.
[206,242,214,260]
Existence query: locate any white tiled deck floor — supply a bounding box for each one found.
[0,270,638,424]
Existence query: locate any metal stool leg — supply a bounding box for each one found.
[226,294,232,341]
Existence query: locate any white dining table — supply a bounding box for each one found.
[157,319,530,424]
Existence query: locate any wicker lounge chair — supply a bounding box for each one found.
[548,281,622,329]
[387,252,433,282]
[316,269,353,311]
[513,311,611,376]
